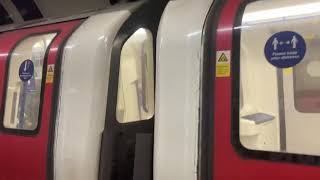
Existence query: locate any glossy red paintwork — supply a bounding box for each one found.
[0,20,81,180]
[213,0,320,179]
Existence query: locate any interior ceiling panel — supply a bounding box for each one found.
[34,0,110,18]
[0,0,111,31]
[0,3,13,25]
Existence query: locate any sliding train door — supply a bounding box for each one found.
[52,8,135,180]
[203,0,320,179]
[99,1,167,180]
[0,20,81,180]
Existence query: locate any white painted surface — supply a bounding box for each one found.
[154,0,212,179]
[53,10,130,180]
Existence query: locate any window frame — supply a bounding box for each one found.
[231,0,320,166]
[0,31,59,136]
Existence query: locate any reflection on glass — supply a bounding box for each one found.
[3,33,57,130]
[294,38,320,112]
[239,0,320,156]
[116,28,154,123]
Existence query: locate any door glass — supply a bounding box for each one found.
[116,28,154,123]
[294,51,320,113]
[3,33,56,131]
[239,0,320,156]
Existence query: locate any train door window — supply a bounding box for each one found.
[3,33,56,131]
[238,0,320,156]
[294,53,320,113]
[116,28,154,123]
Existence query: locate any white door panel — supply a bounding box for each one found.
[154,0,213,179]
[54,9,130,180]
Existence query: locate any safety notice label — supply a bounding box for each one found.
[216,51,231,77]
[46,64,55,83]
[19,59,34,82]
[264,31,306,68]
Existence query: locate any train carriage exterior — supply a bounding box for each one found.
[2,0,320,180]
[157,0,320,179]
[0,1,164,179]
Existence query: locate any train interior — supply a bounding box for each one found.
[4,33,56,130]
[240,0,320,156]
[116,28,154,123]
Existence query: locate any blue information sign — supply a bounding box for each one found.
[264,31,306,68]
[19,59,34,82]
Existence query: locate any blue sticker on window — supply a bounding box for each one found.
[264,31,306,68]
[19,59,34,82]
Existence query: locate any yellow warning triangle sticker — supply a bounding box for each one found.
[218,53,228,63]
[216,51,231,77]
[48,66,54,73]
[46,65,55,84]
